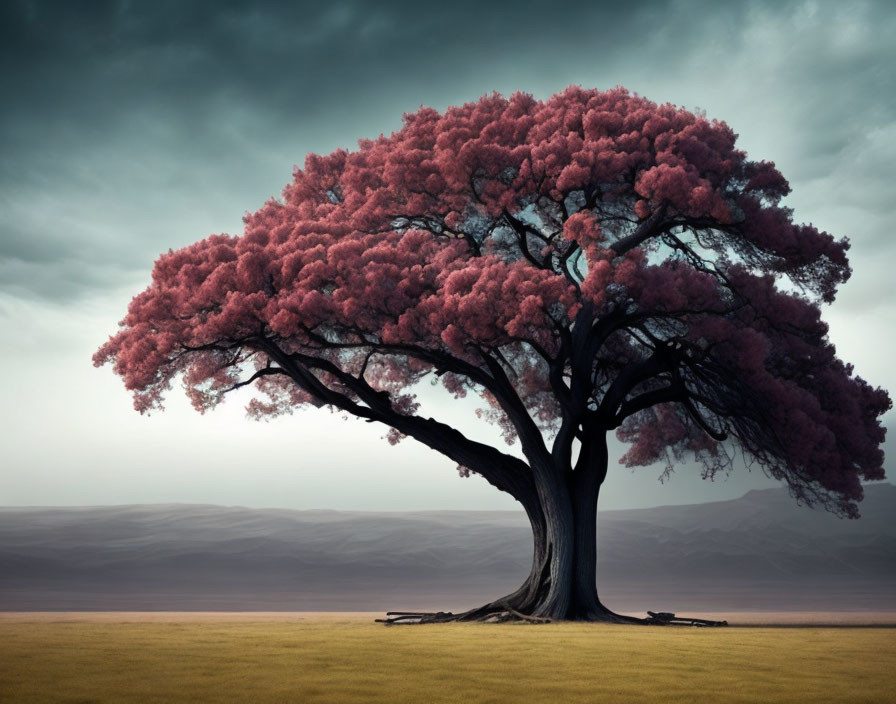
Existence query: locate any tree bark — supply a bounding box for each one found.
[569,432,609,619]
[515,429,628,622]
[405,430,624,622]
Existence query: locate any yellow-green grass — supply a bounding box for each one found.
[1,613,894,703]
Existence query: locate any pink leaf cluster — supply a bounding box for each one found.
[95,86,888,516]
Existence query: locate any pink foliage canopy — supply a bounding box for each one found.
[95,86,889,517]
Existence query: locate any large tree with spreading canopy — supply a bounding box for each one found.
[95,87,889,623]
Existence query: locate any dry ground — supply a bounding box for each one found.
[1,612,894,703]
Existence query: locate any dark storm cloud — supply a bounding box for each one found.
[2,0,894,301]
[0,0,661,301]
[1,0,666,144]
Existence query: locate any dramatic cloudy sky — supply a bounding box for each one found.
[1,0,893,511]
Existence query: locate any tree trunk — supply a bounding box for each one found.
[381,429,727,625]
[515,431,621,621]
[458,432,621,622]
[384,430,660,624]
[569,432,609,619]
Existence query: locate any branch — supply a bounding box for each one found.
[551,303,598,472]
[254,338,540,504]
[547,324,574,418]
[388,212,481,256]
[283,330,556,470]
[677,384,729,441]
[503,210,545,269]
[606,203,668,256]
[259,341,376,419]
[613,382,684,426]
[220,365,283,394]
[596,350,669,423]
[558,241,583,288]
[604,341,728,440]
[474,348,552,466]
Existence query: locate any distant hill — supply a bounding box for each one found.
[1,484,894,612]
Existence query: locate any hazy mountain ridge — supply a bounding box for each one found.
[2,484,894,611]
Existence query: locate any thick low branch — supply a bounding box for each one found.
[273,329,556,475]
[254,338,540,505]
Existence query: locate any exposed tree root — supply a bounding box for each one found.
[375,601,552,625]
[376,610,550,625]
[376,607,727,626]
[644,611,728,627]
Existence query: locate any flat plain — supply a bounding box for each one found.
[1,613,895,703]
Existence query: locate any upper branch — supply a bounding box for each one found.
[607,204,668,255]
[613,383,684,426]
[596,350,670,425]
[220,365,283,394]
[502,210,546,269]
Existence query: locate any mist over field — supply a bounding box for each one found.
[2,484,893,613]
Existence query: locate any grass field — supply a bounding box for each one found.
[1,613,895,703]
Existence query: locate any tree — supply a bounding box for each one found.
[95,87,890,623]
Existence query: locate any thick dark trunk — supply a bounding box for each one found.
[569,433,609,619]
[465,433,616,622]
[381,430,726,625]
[517,431,620,621]
[529,458,575,619]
